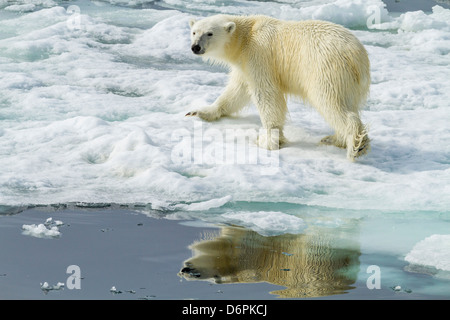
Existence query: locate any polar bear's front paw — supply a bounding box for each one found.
[185,106,221,121]
[257,129,281,150]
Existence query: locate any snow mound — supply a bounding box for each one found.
[405,234,450,272]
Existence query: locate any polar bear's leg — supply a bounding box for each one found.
[252,88,287,150]
[344,112,370,161]
[186,69,250,121]
[321,110,369,161]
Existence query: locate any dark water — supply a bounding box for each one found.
[1,207,449,300]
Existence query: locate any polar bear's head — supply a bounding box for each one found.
[189,15,236,58]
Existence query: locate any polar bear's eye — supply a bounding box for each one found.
[192,32,196,35]
[207,32,213,37]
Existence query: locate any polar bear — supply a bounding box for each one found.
[179,226,360,298]
[186,14,370,160]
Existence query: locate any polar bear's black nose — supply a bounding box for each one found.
[191,44,202,54]
[181,267,201,278]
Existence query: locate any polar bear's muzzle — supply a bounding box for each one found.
[191,43,205,55]
[191,34,209,55]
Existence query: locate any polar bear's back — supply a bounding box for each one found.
[271,19,370,111]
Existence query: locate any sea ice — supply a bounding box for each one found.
[405,234,450,272]
[0,0,449,228]
[22,223,61,239]
[174,195,232,211]
[221,211,307,236]
[40,281,65,293]
[21,217,63,239]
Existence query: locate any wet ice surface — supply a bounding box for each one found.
[0,0,449,299]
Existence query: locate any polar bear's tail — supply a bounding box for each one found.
[346,113,370,161]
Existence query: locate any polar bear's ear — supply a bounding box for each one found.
[189,19,197,29]
[224,22,236,34]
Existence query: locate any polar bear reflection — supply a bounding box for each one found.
[179,226,360,298]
